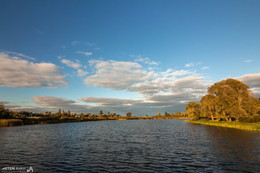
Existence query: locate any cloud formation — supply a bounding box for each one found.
[61,59,81,69]
[236,73,260,88]
[134,55,159,65]
[84,59,209,97]
[60,58,88,76]
[77,69,88,76]
[85,60,148,90]
[32,96,90,113]
[185,62,201,68]
[0,52,67,88]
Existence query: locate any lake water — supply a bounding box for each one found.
[0,119,259,172]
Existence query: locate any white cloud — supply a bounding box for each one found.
[251,88,260,97]
[236,73,260,97]
[84,59,208,96]
[172,75,208,90]
[61,58,88,76]
[77,69,88,76]
[185,62,202,68]
[85,60,148,90]
[171,70,193,77]
[76,51,93,56]
[202,66,209,70]
[244,59,254,63]
[32,96,90,112]
[33,96,76,108]
[236,73,260,88]
[80,97,140,106]
[61,59,81,69]
[0,52,67,88]
[185,63,194,67]
[134,55,159,65]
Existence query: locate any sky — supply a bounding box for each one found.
[0,0,260,115]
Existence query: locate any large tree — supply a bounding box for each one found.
[201,78,259,121]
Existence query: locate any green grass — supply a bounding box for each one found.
[186,119,260,131]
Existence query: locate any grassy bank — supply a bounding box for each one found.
[187,119,260,131]
[0,119,23,127]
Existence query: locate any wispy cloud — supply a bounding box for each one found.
[77,69,88,76]
[134,55,159,65]
[0,52,67,88]
[185,63,195,67]
[60,58,88,76]
[201,66,209,70]
[185,62,202,68]
[61,59,81,69]
[76,51,93,56]
[244,59,254,63]
[4,51,36,61]
[71,40,81,46]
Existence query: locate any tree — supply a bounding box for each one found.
[0,104,11,119]
[200,78,259,121]
[0,104,6,118]
[200,95,216,120]
[126,112,132,117]
[58,108,61,115]
[186,102,201,120]
[164,112,170,117]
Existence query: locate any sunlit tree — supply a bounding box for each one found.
[186,102,201,120]
[126,112,132,117]
[200,78,259,121]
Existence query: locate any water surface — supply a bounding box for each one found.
[0,119,259,172]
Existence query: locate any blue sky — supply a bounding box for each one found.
[0,0,260,115]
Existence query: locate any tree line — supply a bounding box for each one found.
[186,79,260,122]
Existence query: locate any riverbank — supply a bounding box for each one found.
[0,119,23,127]
[0,116,189,127]
[0,117,118,127]
[187,119,260,131]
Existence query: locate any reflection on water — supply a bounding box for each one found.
[0,120,259,172]
[202,125,260,172]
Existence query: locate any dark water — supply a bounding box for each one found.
[0,119,259,172]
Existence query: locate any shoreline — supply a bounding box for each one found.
[0,117,189,127]
[186,119,260,131]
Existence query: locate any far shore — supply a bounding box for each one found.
[0,116,190,127]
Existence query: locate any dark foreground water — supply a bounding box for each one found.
[0,119,259,172]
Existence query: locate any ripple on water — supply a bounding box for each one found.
[0,120,259,172]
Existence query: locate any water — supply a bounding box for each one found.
[0,119,259,172]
